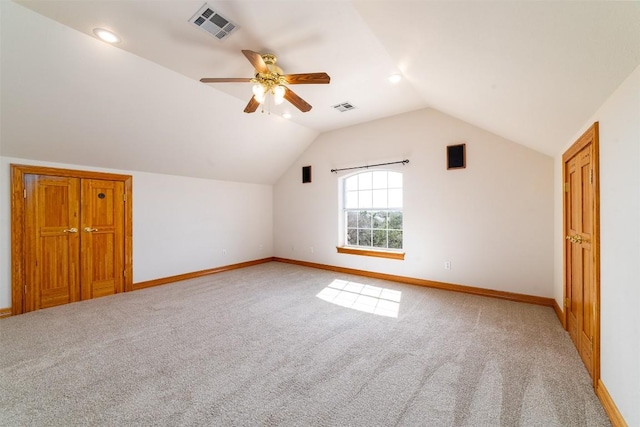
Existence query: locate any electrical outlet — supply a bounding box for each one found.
[222,249,227,256]
[259,244,263,252]
[444,261,451,270]
[310,246,314,254]
[292,245,296,252]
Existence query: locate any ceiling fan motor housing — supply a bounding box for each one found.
[253,54,284,90]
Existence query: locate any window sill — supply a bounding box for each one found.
[336,246,405,260]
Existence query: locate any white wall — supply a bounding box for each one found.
[553,64,640,426]
[0,156,273,309]
[274,108,554,297]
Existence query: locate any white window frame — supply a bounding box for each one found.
[337,169,404,260]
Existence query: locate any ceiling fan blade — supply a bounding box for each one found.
[242,50,269,74]
[283,73,331,85]
[200,78,252,83]
[284,87,312,112]
[244,96,260,113]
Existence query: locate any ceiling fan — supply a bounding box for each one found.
[200,50,330,113]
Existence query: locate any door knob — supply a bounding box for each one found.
[565,234,584,244]
[84,227,98,232]
[63,228,78,233]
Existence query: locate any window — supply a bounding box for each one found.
[342,170,403,253]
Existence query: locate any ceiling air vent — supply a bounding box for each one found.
[333,102,356,112]
[189,3,238,41]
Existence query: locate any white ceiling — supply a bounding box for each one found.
[13,0,427,134]
[4,1,640,182]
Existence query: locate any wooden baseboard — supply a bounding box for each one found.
[273,257,555,307]
[553,300,565,327]
[596,379,628,427]
[133,258,273,291]
[3,256,557,315]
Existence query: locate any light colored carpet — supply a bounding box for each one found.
[0,262,609,426]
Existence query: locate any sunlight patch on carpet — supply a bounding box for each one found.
[316,279,401,317]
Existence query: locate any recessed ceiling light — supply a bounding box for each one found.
[282,113,292,119]
[93,28,121,44]
[388,73,402,84]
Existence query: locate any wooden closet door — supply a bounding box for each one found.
[12,164,133,315]
[80,179,125,299]
[564,129,598,380]
[24,174,81,311]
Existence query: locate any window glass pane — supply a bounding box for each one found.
[347,211,358,228]
[388,230,403,249]
[373,230,388,248]
[372,171,387,189]
[342,171,403,252]
[388,212,403,229]
[345,175,358,191]
[347,228,357,245]
[372,211,387,229]
[358,229,372,247]
[345,191,358,209]
[388,172,402,188]
[358,190,372,208]
[388,189,402,208]
[358,211,372,228]
[358,172,373,190]
[372,189,387,208]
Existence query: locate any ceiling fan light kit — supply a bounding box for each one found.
[249,55,286,106]
[200,50,330,114]
[273,85,286,105]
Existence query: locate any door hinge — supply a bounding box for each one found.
[123,194,127,202]
[23,189,27,198]
[564,182,569,193]
[123,270,126,277]
[24,285,27,294]
[590,169,593,184]
[564,298,569,307]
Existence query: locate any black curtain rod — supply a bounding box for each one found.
[330,159,409,174]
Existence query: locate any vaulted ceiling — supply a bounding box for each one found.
[3,1,640,183]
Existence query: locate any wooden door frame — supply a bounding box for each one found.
[10,164,133,315]
[562,122,600,388]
